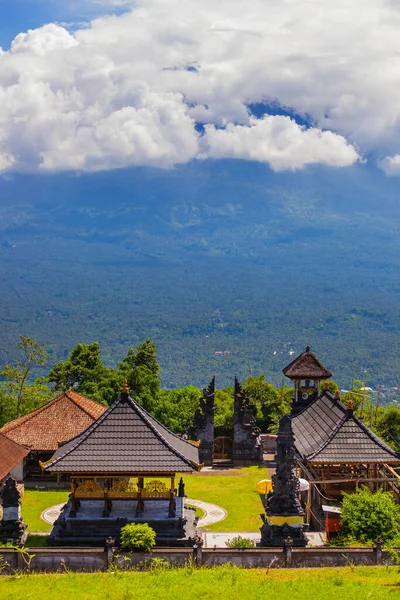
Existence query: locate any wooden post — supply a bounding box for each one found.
[306,483,312,525]
[70,478,77,517]
[168,475,176,517]
[102,478,110,517]
[136,477,144,515]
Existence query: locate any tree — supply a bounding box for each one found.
[47,342,121,405]
[244,375,291,432]
[1,335,49,419]
[375,404,400,451]
[341,486,400,544]
[118,341,160,412]
[153,386,202,432]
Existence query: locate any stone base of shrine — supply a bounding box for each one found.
[48,498,197,547]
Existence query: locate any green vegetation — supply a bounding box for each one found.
[184,466,267,532]
[340,486,400,545]
[225,535,256,548]
[120,523,156,553]
[21,490,69,533]
[0,566,400,599]
[0,336,51,425]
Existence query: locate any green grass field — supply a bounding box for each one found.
[0,566,399,600]
[21,490,69,533]
[184,466,268,531]
[20,467,268,534]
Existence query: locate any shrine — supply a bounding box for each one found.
[284,346,400,529]
[44,383,202,546]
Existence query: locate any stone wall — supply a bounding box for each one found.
[0,545,396,573]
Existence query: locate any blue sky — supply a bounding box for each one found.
[0,0,127,48]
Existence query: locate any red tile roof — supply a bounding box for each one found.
[0,390,107,451]
[0,432,30,481]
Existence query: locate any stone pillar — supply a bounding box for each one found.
[0,477,27,546]
[188,378,215,466]
[232,378,261,465]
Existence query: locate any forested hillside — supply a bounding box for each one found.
[0,160,400,389]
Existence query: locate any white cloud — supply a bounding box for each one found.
[4,0,400,174]
[379,154,400,175]
[202,116,359,171]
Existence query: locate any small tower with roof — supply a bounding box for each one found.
[283,345,333,415]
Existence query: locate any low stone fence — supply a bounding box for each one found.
[0,543,396,574]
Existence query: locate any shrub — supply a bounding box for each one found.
[341,486,400,544]
[120,523,156,552]
[225,535,256,549]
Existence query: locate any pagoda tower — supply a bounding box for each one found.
[283,345,333,415]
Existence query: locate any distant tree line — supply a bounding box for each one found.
[1,336,400,452]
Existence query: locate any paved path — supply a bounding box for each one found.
[41,503,66,525]
[186,498,227,527]
[41,498,227,528]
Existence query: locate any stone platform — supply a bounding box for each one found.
[48,497,197,547]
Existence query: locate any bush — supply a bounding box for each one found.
[341,486,400,544]
[120,523,156,552]
[225,535,256,549]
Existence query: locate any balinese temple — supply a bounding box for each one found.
[283,346,400,528]
[0,390,106,481]
[44,384,202,546]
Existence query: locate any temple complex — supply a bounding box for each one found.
[44,384,202,546]
[283,346,400,528]
[0,390,106,481]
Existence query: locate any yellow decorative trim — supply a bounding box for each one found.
[75,479,103,498]
[190,461,204,472]
[188,439,201,447]
[267,515,304,526]
[109,479,138,498]
[39,459,53,471]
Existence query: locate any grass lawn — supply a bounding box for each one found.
[184,465,268,532]
[19,467,267,534]
[21,490,69,533]
[0,566,399,599]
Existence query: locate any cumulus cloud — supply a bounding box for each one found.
[379,154,400,175]
[5,0,400,174]
[202,116,359,171]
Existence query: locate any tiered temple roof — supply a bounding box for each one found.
[0,390,106,451]
[45,390,200,474]
[283,345,333,380]
[0,433,29,481]
[291,390,400,465]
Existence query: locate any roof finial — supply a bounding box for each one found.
[335,389,341,400]
[346,398,354,411]
[120,378,130,394]
[306,345,310,352]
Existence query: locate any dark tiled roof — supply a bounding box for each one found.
[283,346,333,379]
[0,433,30,481]
[292,391,400,464]
[45,392,200,474]
[0,390,106,451]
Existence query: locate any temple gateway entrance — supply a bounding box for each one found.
[213,436,233,462]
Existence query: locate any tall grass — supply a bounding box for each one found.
[0,566,399,600]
